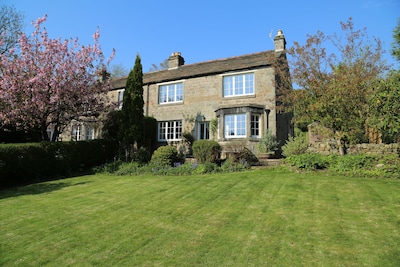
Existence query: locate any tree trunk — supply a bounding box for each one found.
[51,125,59,142]
[40,121,50,141]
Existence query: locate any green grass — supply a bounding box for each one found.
[1,169,400,266]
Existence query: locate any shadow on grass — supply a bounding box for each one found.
[0,180,92,199]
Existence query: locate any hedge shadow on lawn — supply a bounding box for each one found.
[0,180,92,199]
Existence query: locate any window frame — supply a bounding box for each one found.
[198,122,210,140]
[223,72,255,97]
[72,125,82,141]
[224,114,246,138]
[158,120,182,141]
[251,114,260,138]
[85,126,95,140]
[158,82,183,104]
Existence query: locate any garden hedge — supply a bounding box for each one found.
[0,140,117,189]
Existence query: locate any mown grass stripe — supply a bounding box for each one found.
[1,170,400,266]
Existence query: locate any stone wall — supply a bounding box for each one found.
[308,142,399,156]
[307,122,399,156]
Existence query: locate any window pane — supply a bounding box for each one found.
[225,115,235,136]
[223,76,233,96]
[251,115,260,137]
[159,86,167,103]
[167,85,174,102]
[176,83,183,101]
[235,75,243,95]
[175,121,182,139]
[245,74,254,94]
[237,114,246,136]
[159,122,166,140]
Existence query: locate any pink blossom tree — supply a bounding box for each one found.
[0,15,114,141]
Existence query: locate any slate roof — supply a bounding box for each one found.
[110,50,278,90]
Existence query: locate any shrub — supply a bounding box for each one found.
[258,130,279,153]
[282,133,308,157]
[286,153,329,170]
[132,147,151,166]
[150,145,181,168]
[192,140,221,163]
[193,162,220,174]
[221,157,250,172]
[329,154,375,173]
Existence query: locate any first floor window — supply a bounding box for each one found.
[223,73,254,97]
[198,122,210,140]
[251,114,260,137]
[159,82,183,104]
[224,114,246,138]
[158,120,182,141]
[86,126,94,140]
[72,125,82,141]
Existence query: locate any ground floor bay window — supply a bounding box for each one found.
[215,105,266,140]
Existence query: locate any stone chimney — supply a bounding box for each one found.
[274,29,286,52]
[168,52,185,69]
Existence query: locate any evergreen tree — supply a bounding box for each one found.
[120,54,144,160]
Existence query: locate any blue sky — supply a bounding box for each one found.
[3,0,400,72]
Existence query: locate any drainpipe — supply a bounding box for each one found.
[145,84,150,116]
[265,109,270,131]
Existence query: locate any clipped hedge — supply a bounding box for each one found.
[0,140,117,189]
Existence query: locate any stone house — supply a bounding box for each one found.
[62,30,293,156]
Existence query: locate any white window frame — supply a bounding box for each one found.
[223,72,254,97]
[251,114,260,137]
[224,114,246,138]
[72,125,82,141]
[159,82,183,104]
[158,120,182,141]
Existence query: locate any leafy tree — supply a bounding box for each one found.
[368,70,400,143]
[120,54,144,160]
[391,18,400,63]
[288,18,388,144]
[148,58,168,72]
[0,5,24,55]
[0,15,114,141]
[365,19,400,143]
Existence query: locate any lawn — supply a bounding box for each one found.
[1,169,399,266]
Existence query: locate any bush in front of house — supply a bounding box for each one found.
[0,139,118,189]
[192,140,221,164]
[150,145,183,168]
[281,132,308,157]
[258,130,279,153]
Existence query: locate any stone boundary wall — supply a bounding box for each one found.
[308,141,399,156]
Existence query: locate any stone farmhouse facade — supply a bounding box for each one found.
[62,30,293,156]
